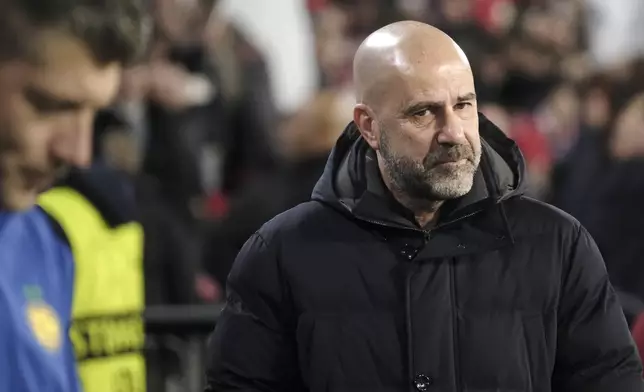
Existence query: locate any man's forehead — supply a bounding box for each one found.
[394,62,474,98]
[28,30,122,108]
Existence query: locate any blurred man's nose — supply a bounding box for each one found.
[436,109,467,145]
[51,112,94,168]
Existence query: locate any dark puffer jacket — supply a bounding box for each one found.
[206,115,643,392]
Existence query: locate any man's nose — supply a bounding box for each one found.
[436,110,467,145]
[51,113,94,168]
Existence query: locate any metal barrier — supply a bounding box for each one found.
[145,304,224,392]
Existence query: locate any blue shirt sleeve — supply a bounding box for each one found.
[65,330,82,392]
[45,208,82,392]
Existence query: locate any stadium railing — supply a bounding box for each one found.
[145,304,224,392]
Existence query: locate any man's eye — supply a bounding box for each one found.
[455,102,472,110]
[32,98,62,113]
[414,109,431,117]
[25,88,76,114]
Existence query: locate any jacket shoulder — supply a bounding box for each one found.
[511,196,580,223]
[255,200,339,244]
[504,195,582,238]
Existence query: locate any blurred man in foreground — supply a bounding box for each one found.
[0,0,146,390]
[206,21,643,391]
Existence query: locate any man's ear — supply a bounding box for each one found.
[353,103,380,150]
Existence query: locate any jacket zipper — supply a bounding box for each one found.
[404,234,430,391]
[449,257,462,392]
[356,212,476,391]
[405,263,416,391]
[359,216,427,391]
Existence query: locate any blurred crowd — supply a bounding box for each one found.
[94,0,644,325]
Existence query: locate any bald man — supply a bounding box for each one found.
[206,22,643,392]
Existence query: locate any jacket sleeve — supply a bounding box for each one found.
[553,225,644,392]
[205,232,301,391]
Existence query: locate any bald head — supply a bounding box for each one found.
[351,21,481,215]
[353,21,471,106]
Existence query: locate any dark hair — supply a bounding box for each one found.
[0,0,150,65]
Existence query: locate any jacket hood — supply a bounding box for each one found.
[311,113,527,232]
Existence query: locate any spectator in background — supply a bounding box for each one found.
[549,76,613,224]
[581,93,644,308]
[473,0,517,36]
[96,114,219,305]
[202,1,278,193]
[115,0,280,296]
[333,0,406,39]
[500,34,560,113]
[475,35,507,103]
[96,116,220,392]
[535,83,581,161]
[141,0,222,222]
[312,2,356,87]
[437,0,491,67]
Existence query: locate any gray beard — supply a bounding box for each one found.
[379,134,480,202]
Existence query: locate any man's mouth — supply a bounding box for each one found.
[434,157,469,166]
